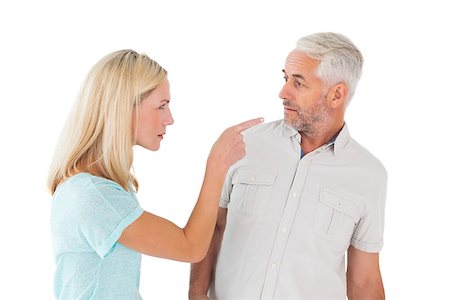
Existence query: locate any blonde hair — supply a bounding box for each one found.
[47,50,167,194]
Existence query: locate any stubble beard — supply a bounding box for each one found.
[283,95,330,137]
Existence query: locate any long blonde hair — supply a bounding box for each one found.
[47,50,167,194]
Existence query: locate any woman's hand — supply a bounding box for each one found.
[208,117,264,172]
[118,118,264,263]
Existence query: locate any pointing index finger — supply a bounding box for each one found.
[233,117,264,133]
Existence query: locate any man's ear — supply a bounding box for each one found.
[327,83,348,109]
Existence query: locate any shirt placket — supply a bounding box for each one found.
[260,152,313,300]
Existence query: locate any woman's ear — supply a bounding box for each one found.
[328,83,348,109]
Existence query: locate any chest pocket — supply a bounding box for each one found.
[314,189,360,243]
[229,168,277,215]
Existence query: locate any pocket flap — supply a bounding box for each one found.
[232,168,277,185]
[319,189,359,218]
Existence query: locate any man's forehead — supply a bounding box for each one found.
[284,50,319,74]
[286,50,318,65]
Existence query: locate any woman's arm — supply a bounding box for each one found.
[118,118,263,262]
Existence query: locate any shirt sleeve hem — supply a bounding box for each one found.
[351,238,383,253]
[219,199,229,208]
[96,206,144,258]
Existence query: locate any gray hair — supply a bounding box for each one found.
[296,32,363,104]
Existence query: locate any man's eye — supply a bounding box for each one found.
[295,81,302,87]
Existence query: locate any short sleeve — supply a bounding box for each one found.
[219,167,237,208]
[75,179,144,258]
[351,171,387,253]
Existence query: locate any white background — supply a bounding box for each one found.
[1,0,449,299]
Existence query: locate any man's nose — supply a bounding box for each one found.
[279,82,291,101]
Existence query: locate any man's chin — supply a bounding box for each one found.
[284,116,296,126]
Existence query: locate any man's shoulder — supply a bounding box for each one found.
[242,119,284,138]
[347,137,387,180]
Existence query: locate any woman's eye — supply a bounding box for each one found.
[283,76,288,82]
[159,103,167,109]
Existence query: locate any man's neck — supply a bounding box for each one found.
[300,121,344,155]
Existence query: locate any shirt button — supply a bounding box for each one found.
[282,227,288,233]
[271,263,277,269]
[292,192,297,198]
[251,176,256,181]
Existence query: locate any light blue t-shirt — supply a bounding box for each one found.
[51,173,144,299]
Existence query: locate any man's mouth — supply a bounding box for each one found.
[284,106,297,112]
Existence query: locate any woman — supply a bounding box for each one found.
[47,49,263,299]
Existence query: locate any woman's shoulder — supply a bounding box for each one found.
[55,173,129,200]
[53,173,138,215]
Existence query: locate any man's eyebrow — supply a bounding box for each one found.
[282,69,306,81]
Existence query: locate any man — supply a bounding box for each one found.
[189,32,387,300]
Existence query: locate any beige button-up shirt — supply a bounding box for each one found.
[212,120,387,300]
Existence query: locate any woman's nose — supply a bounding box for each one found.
[165,109,174,126]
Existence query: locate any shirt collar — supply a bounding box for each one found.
[282,122,299,138]
[282,121,351,155]
[332,123,350,155]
